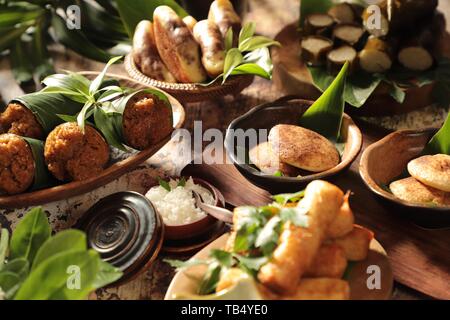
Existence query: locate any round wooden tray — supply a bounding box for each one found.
[271,22,448,117]
[165,233,393,300]
[124,54,254,103]
[0,73,185,209]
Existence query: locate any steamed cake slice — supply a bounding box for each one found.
[408,154,450,192]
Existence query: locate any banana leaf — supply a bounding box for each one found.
[11,92,83,135]
[22,137,54,190]
[423,112,450,156]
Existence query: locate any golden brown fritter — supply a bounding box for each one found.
[0,103,44,139]
[44,123,109,181]
[0,134,35,194]
[122,92,173,150]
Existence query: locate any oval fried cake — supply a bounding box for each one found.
[390,177,450,206]
[407,154,450,192]
[268,124,340,172]
[249,141,301,177]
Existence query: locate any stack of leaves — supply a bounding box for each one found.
[166,191,308,295]
[0,207,122,300]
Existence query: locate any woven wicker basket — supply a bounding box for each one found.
[124,54,254,103]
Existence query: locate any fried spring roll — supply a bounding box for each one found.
[327,192,354,238]
[281,278,350,300]
[258,180,344,294]
[305,244,347,278]
[332,225,374,261]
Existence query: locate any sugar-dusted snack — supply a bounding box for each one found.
[132,20,176,82]
[248,141,301,176]
[407,154,450,192]
[268,124,340,172]
[153,6,207,83]
[390,176,450,206]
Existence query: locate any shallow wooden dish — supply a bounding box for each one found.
[124,54,254,103]
[165,233,393,300]
[0,73,185,209]
[225,96,362,194]
[360,129,450,228]
[271,22,448,117]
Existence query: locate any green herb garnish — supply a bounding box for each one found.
[177,177,187,187]
[272,190,306,205]
[273,170,283,177]
[158,177,171,192]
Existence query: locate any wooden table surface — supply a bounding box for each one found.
[0,0,449,300]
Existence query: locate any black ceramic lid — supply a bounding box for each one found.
[77,191,164,284]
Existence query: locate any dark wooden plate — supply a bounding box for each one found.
[360,128,450,228]
[271,22,449,117]
[0,73,185,209]
[165,233,393,300]
[124,54,254,103]
[224,96,362,194]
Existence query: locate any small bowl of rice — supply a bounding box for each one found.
[145,176,224,240]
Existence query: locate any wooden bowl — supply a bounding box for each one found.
[165,233,393,300]
[124,54,254,103]
[150,177,226,241]
[0,73,185,209]
[224,96,362,194]
[271,22,443,117]
[360,129,450,228]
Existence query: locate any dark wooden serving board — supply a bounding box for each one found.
[182,118,450,300]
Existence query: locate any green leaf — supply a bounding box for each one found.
[223,48,243,83]
[308,66,381,108]
[158,177,171,191]
[115,0,188,39]
[423,112,450,155]
[238,22,256,45]
[22,137,53,190]
[89,56,123,95]
[32,230,86,271]
[93,106,126,151]
[9,38,34,84]
[14,250,100,300]
[2,258,29,280]
[272,190,305,205]
[300,62,348,141]
[235,255,268,271]
[198,262,222,295]
[0,229,9,269]
[255,216,282,256]
[9,207,51,265]
[279,207,310,228]
[238,36,280,52]
[0,5,43,28]
[92,260,122,289]
[177,176,186,187]
[51,13,114,63]
[389,83,406,104]
[77,101,94,132]
[273,170,283,177]
[0,271,21,299]
[209,250,233,268]
[224,27,233,52]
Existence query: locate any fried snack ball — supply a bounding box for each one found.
[44,123,109,181]
[0,103,44,139]
[0,134,35,194]
[122,92,173,150]
[408,154,450,192]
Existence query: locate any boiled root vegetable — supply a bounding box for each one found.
[327,45,357,74]
[304,13,334,37]
[332,23,365,47]
[398,46,434,71]
[359,36,393,73]
[328,3,356,24]
[301,36,333,66]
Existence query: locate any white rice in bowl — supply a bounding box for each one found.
[145,177,215,226]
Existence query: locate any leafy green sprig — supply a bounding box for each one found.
[0,207,122,300]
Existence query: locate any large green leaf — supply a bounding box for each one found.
[309,67,381,108]
[32,230,87,270]
[92,260,122,289]
[22,137,53,190]
[299,62,348,141]
[0,271,21,299]
[9,207,51,265]
[14,250,99,300]
[0,229,9,269]
[423,112,450,155]
[51,13,114,63]
[2,258,29,280]
[0,22,33,52]
[115,0,188,39]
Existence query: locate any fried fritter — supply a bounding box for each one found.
[0,103,44,139]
